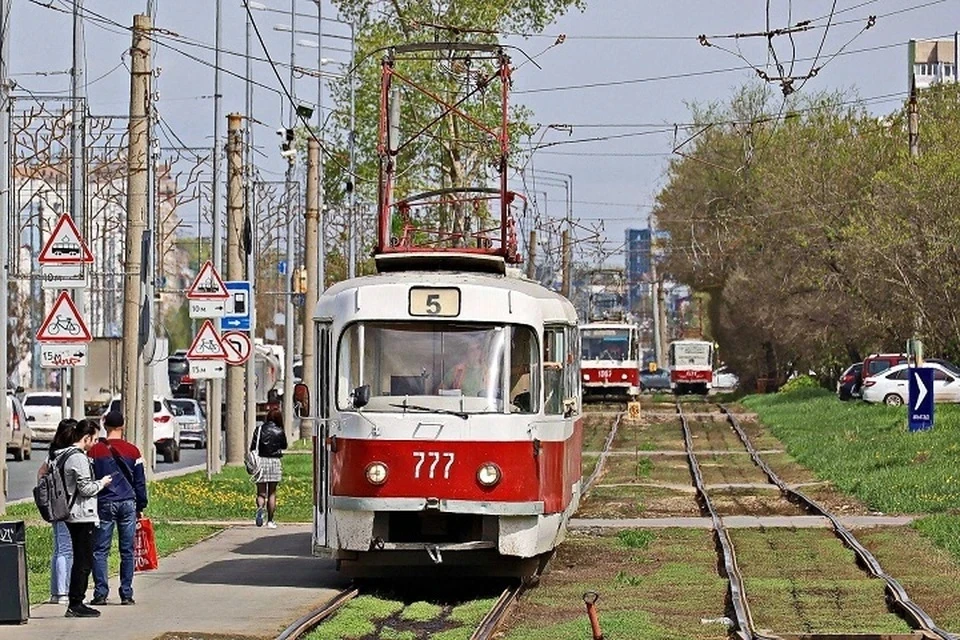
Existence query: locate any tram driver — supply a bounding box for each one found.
[440,339,487,397]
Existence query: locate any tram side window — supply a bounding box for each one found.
[565,325,580,412]
[544,327,565,415]
[509,326,540,414]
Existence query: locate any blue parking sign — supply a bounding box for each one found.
[908,366,934,432]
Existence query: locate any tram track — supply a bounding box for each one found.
[676,400,955,640]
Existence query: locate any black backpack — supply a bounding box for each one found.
[33,449,80,523]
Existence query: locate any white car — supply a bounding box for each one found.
[169,398,207,449]
[5,394,32,461]
[714,366,739,391]
[862,363,960,406]
[103,396,182,463]
[22,391,63,443]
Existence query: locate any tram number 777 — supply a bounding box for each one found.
[413,451,456,479]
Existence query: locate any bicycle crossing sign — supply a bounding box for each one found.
[36,291,92,343]
[38,214,94,265]
[186,261,229,300]
[186,319,228,361]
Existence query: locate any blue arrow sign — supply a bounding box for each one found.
[223,281,252,332]
[908,366,934,432]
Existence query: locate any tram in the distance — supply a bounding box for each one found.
[667,338,714,395]
[579,322,641,399]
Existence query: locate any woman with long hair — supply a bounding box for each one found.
[55,419,112,617]
[252,409,287,528]
[36,418,78,604]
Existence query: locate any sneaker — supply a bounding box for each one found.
[255,507,265,527]
[89,596,107,606]
[121,597,136,606]
[49,596,69,605]
[65,605,100,618]
[266,521,278,529]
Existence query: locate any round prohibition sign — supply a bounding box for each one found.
[221,330,253,366]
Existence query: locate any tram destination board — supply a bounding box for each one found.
[408,287,460,317]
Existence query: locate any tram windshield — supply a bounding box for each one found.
[670,341,713,367]
[581,328,631,361]
[337,322,540,414]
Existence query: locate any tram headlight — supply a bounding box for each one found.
[365,461,388,485]
[621,373,628,380]
[477,463,501,487]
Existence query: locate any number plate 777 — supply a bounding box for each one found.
[413,451,455,479]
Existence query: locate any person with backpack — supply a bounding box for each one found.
[88,410,147,606]
[57,419,113,617]
[36,419,78,605]
[251,409,287,528]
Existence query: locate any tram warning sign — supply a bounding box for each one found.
[186,261,229,300]
[38,214,94,265]
[186,319,227,360]
[36,291,92,343]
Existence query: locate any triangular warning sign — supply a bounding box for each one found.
[187,320,228,360]
[187,261,229,300]
[38,214,94,265]
[36,292,93,343]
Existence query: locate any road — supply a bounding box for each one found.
[5,444,208,503]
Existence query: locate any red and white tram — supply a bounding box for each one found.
[579,322,641,399]
[300,43,582,576]
[667,339,714,395]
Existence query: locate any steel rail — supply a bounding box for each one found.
[470,584,523,640]
[581,406,625,494]
[719,405,956,640]
[676,401,761,640]
[274,587,359,640]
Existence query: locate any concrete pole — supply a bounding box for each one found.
[207,0,224,478]
[0,0,11,514]
[301,139,320,440]
[69,0,86,420]
[527,230,537,280]
[315,0,325,293]
[244,5,256,452]
[225,113,245,465]
[281,0,297,443]
[122,14,151,455]
[347,20,357,279]
[908,81,919,159]
[560,229,571,298]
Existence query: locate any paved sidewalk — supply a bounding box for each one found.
[3,524,347,640]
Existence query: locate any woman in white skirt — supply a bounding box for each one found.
[252,409,288,528]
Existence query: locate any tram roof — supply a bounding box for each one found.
[316,270,578,324]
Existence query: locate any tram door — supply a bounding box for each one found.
[314,322,332,550]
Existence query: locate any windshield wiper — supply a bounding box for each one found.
[388,402,468,420]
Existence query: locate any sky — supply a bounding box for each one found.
[9,0,960,269]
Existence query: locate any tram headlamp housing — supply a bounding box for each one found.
[365,461,388,485]
[477,463,501,487]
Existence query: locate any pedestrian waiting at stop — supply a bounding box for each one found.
[36,418,78,605]
[252,409,288,528]
[58,419,114,618]
[89,410,148,606]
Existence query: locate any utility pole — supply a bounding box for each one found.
[207,0,224,478]
[70,0,86,421]
[244,2,257,453]
[347,20,357,279]
[908,79,919,159]
[314,0,325,293]
[122,14,151,459]
[527,230,537,280]
[560,229,571,298]
[301,139,320,440]
[281,0,297,443]
[0,0,11,514]
[225,113,245,465]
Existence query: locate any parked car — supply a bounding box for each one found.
[639,367,671,391]
[169,354,199,399]
[836,362,863,401]
[713,365,739,391]
[169,398,207,449]
[5,394,32,461]
[21,390,63,442]
[862,362,960,406]
[103,396,182,463]
[862,353,907,379]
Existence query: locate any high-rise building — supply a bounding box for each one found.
[624,228,651,313]
[908,35,958,90]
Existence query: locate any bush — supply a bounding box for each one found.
[778,375,820,394]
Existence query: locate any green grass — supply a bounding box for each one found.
[913,514,960,561]
[617,529,656,549]
[304,595,404,640]
[508,610,673,640]
[742,388,960,514]
[25,522,220,605]
[399,601,443,622]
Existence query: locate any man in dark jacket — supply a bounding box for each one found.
[89,411,148,605]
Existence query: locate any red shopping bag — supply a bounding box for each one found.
[134,517,159,572]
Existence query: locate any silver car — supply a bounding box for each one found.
[169,398,207,449]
